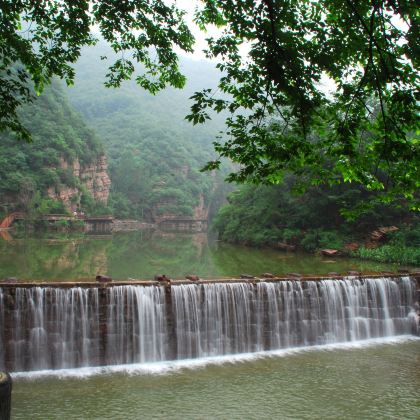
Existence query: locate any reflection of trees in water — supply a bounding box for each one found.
[0,235,112,280]
[0,231,396,281]
[207,243,393,278]
[107,231,211,280]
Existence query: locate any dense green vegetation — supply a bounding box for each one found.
[351,227,420,266]
[0,47,229,223]
[0,81,104,218]
[0,0,193,141]
[2,2,417,211]
[1,1,417,252]
[190,1,419,211]
[67,45,229,220]
[214,181,420,264]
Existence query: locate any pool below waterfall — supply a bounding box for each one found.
[11,339,420,419]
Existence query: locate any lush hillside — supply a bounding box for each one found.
[0,81,107,219]
[67,44,229,220]
[214,182,420,265]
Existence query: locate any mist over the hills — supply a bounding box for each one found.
[67,43,230,220]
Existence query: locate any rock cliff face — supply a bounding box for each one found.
[193,195,208,221]
[47,155,111,210]
[79,155,111,203]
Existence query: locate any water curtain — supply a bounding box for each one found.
[0,277,418,372]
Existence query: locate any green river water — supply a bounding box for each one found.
[11,339,420,419]
[0,230,401,281]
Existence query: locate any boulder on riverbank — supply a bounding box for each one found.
[321,249,339,256]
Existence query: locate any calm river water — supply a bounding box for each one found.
[11,338,420,419]
[0,230,401,281]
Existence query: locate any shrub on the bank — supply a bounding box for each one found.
[352,245,420,266]
[301,230,345,252]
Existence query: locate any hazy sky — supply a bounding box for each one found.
[174,0,224,61]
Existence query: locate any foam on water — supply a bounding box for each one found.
[11,335,420,380]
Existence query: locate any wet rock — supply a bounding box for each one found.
[321,249,339,256]
[262,273,275,278]
[397,268,410,274]
[240,274,255,279]
[186,275,200,281]
[1,277,18,283]
[287,272,302,278]
[4,293,15,309]
[154,274,170,282]
[380,271,395,276]
[327,272,341,277]
[347,271,361,276]
[96,275,112,283]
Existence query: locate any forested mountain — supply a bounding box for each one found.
[0,81,108,218]
[67,44,229,220]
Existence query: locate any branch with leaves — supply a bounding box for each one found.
[187,0,419,212]
[0,0,194,140]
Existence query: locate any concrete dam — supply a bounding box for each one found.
[0,275,419,372]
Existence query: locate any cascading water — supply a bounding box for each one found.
[0,277,418,372]
[0,285,167,372]
[7,287,100,371]
[106,285,168,364]
[171,277,418,357]
[171,283,256,359]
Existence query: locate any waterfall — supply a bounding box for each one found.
[0,277,418,372]
[172,278,418,356]
[106,285,168,364]
[171,283,255,359]
[5,287,100,371]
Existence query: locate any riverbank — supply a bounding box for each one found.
[213,224,420,267]
[4,217,156,234]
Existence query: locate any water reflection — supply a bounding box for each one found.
[0,230,400,281]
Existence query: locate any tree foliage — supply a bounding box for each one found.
[213,181,419,253]
[0,81,103,215]
[1,0,418,211]
[0,0,193,140]
[188,0,419,209]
